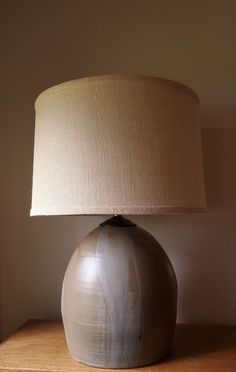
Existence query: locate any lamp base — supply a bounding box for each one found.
[61,216,177,368]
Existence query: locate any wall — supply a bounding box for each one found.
[0,61,4,340]
[0,0,236,339]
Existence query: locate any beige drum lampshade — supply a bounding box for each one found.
[30,75,206,216]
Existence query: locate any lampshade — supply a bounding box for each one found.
[30,75,206,216]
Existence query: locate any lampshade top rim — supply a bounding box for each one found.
[35,74,199,107]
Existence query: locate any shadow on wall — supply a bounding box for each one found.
[135,125,236,325]
[27,126,236,325]
[203,127,236,211]
[181,126,236,324]
[8,126,236,334]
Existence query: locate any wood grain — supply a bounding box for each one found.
[0,320,236,371]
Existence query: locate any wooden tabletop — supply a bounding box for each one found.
[0,320,236,371]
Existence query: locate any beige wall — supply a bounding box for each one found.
[1,0,236,339]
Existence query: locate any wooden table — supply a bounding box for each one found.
[0,320,236,371]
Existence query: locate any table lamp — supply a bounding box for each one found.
[31,75,206,368]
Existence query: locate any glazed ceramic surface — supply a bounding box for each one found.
[62,218,177,368]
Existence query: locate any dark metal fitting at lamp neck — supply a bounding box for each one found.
[100,215,136,227]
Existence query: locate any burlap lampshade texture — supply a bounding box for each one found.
[30,75,206,216]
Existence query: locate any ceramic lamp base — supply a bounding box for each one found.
[61,216,177,368]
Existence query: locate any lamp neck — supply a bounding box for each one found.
[100,215,136,227]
